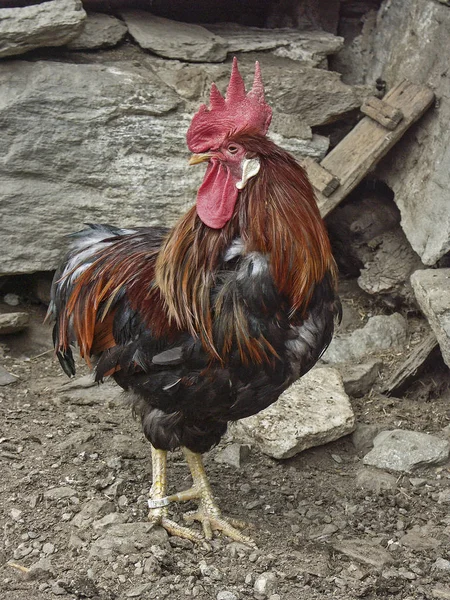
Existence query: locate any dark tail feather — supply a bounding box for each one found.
[53,326,76,377]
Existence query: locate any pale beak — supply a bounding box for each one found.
[189,153,212,165]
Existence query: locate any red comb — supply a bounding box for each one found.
[187,57,272,153]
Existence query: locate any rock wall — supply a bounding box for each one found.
[337,0,450,266]
[0,1,368,275]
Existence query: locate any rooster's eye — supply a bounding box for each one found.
[227,145,239,155]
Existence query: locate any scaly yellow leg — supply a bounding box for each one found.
[147,445,204,543]
[165,447,255,547]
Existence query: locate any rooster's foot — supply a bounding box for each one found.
[148,445,255,547]
[183,506,255,546]
[147,505,205,544]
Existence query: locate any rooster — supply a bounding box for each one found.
[49,58,340,546]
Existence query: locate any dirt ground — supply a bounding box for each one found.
[1,294,450,600]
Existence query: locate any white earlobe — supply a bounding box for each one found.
[236,157,261,190]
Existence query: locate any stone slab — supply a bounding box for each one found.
[411,269,450,368]
[121,11,227,62]
[205,23,343,67]
[322,313,407,364]
[67,12,127,50]
[363,429,450,472]
[231,367,355,460]
[0,0,86,58]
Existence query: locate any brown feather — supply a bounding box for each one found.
[155,133,337,363]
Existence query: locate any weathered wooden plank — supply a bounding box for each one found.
[381,333,438,396]
[303,80,434,217]
[300,156,340,197]
[360,96,403,130]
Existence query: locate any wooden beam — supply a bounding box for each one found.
[302,80,435,218]
[300,156,340,197]
[360,96,403,130]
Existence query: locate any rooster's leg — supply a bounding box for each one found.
[147,445,204,544]
[164,447,255,547]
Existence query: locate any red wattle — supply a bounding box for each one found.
[196,161,239,229]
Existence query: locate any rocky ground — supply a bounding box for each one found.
[1,290,450,600]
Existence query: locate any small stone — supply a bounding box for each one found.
[89,523,168,559]
[432,586,450,599]
[44,486,77,500]
[106,457,122,470]
[310,523,339,539]
[352,424,384,455]
[254,572,278,597]
[10,508,22,521]
[400,527,440,551]
[169,537,194,550]
[0,312,29,334]
[333,539,393,568]
[126,583,152,597]
[199,562,222,581]
[0,365,18,386]
[118,495,128,508]
[143,556,161,580]
[51,582,66,596]
[42,543,55,555]
[433,558,450,572]
[217,592,238,600]
[363,429,450,472]
[410,478,427,487]
[4,293,20,306]
[68,534,85,549]
[24,557,54,581]
[339,361,381,397]
[214,443,250,468]
[356,467,398,493]
[92,512,126,530]
[438,489,450,503]
[104,478,125,498]
[71,499,115,529]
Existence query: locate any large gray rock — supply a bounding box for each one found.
[260,59,369,126]
[205,23,344,67]
[369,0,450,265]
[151,54,370,127]
[0,0,86,58]
[411,269,450,367]
[358,229,424,304]
[0,59,184,275]
[231,367,355,459]
[363,429,450,473]
[121,12,227,62]
[66,12,127,50]
[322,314,408,364]
[0,58,330,275]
